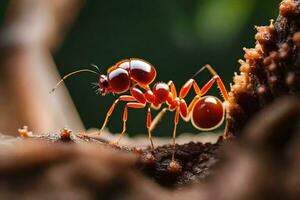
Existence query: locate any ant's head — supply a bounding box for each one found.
[98,74,110,96]
[98,68,131,96]
[97,62,131,96]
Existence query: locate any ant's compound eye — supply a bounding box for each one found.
[191,96,224,131]
[107,68,130,93]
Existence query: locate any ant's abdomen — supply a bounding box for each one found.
[191,96,225,131]
[129,58,156,86]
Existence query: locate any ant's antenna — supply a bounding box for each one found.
[204,64,218,76]
[191,64,217,79]
[50,69,100,93]
[91,64,100,73]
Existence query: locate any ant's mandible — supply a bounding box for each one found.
[51,58,229,171]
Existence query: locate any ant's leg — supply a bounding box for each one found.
[113,102,146,144]
[179,79,202,99]
[179,99,188,119]
[99,95,136,136]
[179,76,226,120]
[204,65,229,101]
[131,86,160,149]
[171,107,180,161]
[202,65,230,138]
[146,107,155,150]
[168,81,178,99]
[179,75,227,102]
[186,95,201,115]
[183,78,218,115]
[167,107,182,173]
[179,65,229,101]
[149,108,168,132]
[130,87,146,104]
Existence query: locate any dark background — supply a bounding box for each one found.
[0,0,280,137]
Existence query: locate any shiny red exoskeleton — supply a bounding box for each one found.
[98,58,156,95]
[52,58,229,170]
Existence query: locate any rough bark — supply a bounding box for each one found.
[227,0,300,137]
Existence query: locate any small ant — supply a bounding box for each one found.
[51,58,229,171]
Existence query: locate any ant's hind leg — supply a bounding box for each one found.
[204,65,229,101]
[204,65,230,139]
[99,95,136,136]
[112,102,146,145]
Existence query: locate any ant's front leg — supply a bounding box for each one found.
[130,87,157,149]
[112,102,146,145]
[114,102,155,150]
[99,95,136,136]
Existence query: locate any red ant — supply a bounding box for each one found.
[51,58,229,172]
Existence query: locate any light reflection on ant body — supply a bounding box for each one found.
[51,58,229,172]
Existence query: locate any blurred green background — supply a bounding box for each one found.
[1,0,280,137]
